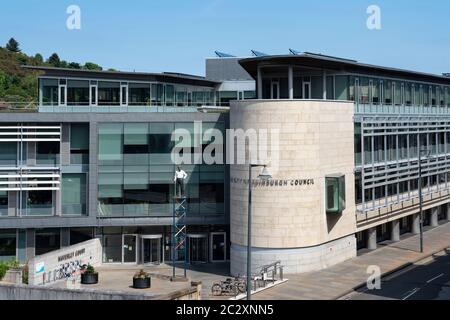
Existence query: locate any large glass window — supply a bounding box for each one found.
[359,77,369,104]
[151,84,164,106]
[35,228,60,256]
[217,91,237,106]
[405,82,412,106]
[176,86,187,106]
[325,175,346,214]
[98,123,123,166]
[36,141,59,166]
[335,76,349,101]
[67,80,89,106]
[423,85,430,106]
[394,82,402,106]
[372,80,380,104]
[0,191,7,217]
[384,80,392,104]
[62,173,87,216]
[102,229,122,263]
[98,172,123,217]
[24,190,53,216]
[165,85,175,106]
[149,123,175,164]
[0,230,16,261]
[128,83,150,106]
[0,142,17,166]
[124,123,149,165]
[98,81,120,106]
[40,79,58,106]
[70,124,89,164]
[70,228,93,246]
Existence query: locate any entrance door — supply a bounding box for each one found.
[189,235,208,264]
[142,235,162,265]
[123,234,137,263]
[210,232,226,262]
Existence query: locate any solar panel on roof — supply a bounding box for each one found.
[251,50,269,57]
[289,49,301,55]
[214,51,236,58]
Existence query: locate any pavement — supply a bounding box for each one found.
[253,220,450,300]
[342,249,450,300]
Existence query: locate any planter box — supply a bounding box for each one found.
[133,277,151,289]
[81,273,98,285]
[3,268,23,284]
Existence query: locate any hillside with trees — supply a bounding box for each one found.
[0,38,104,109]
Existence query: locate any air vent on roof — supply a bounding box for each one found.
[303,52,357,63]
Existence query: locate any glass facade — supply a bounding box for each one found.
[62,173,87,216]
[98,122,225,217]
[0,230,16,261]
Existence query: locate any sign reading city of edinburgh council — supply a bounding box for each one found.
[230,177,315,188]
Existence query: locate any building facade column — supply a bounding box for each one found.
[412,213,420,234]
[430,207,439,227]
[61,228,70,247]
[447,203,450,221]
[257,66,263,99]
[322,70,327,100]
[288,66,294,99]
[60,123,71,166]
[391,220,400,242]
[26,229,35,261]
[367,227,377,250]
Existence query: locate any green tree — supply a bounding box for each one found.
[83,62,103,71]
[34,53,44,65]
[47,53,61,67]
[6,38,20,52]
[68,62,81,69]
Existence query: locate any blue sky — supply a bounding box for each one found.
[1,0,449,76]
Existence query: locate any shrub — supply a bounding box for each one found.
[133,269,149,279]
[81,264,96,274]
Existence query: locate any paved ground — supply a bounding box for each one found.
[342,249,450,300]
[50,262,231,300]
[254,220,450,300]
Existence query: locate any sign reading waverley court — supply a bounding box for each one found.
[230,177,315,187]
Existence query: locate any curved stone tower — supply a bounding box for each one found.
[229,100,357,275]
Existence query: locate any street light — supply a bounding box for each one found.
[418,148,431,253]
[247,164,271,300]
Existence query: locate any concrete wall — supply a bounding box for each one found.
[28,239,102,286]
[229,100,357,274]
[0,282,201,300]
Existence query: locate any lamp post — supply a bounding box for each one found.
[247,164,271,300]
[418,148,431,253]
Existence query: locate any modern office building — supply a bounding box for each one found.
[1,51,450,275]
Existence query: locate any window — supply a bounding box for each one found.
[0,191,7,217]
[70,124,89,164]
[36,141,59,166]
[151,84,164,106]
[40,79,58,106]
[70,228,93,246]
[405,82,412,106]
[98,81,120,106]
[0,230,16,261]
[24,190,53,216]
[0,142,17,166]
[372,80,380,104]
[67,80,89,106]
[384,80,392,104]
[129,83,150,106]
[62,173,87,216]
[335,76,349,101]
[124,123,149,165]
[165,85,175,106]
[98,123,123,166]
[394,82,402,106]
[325,175,346,214]
[359,77,369,104]
[35,229,60,256]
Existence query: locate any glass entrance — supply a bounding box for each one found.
[142,236,162,265]
[189,235,208,264]
[210,232,226,262]
[123,234,137,263]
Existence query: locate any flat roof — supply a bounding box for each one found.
[23,65,220,87]
[239,53,450,85]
